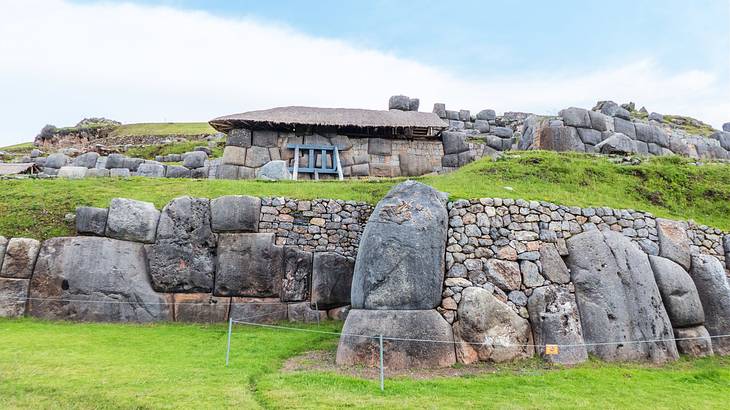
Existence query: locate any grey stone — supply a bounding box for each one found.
[222,146,247,166]
[351,181,448,310]
[72,152,99,168]
[57,166,87,179]
[689,254,730,355]
[28,237,172,322]
[367,138,392,155]
[45,153,71,169]
[136,163,165,178]
[723,122,730,132]
[596,100,620,117]
[613,117,636,139]
[245,146,271,168]
[0,238,40,279]
[351,163,369,176]
[0,236,6,268]
[559,107,592,128]
[648,112,664,122]
[214,233,282,297]
[638,239,659,255]
[566,230,678,363]
[476,109,496,121]
[105,198,160,243]
[211,195,260,232]
[30,149,42,158]
[85,168,110,178]
[710,131,730,151]
[539,243,570,284]
[312,252,354,309]
[483,258,521,291]
[674,325,714,357]
[389,95,410,111]
[441,131,469,154]
[508,290,528,306]
[649,255,704,327]
[0,278,28,317]
[408,98,420,111]
[165,166,191,178]
[288,302,327,323]
[615,107,631,120]
[105,153,125,169]
[433,103,447,118]
[229,298,288,323]
[538,125,585,152]
[453,287,534,364]
[577,128,603,145]
[528,285,588,364]
[656,218,691,270]
[399,153,433,177]
[459,109,470,122]
[635,123,668,147]
[256,160,291,180]
[75,206,107,236]
[588,110,614,132]
[145,197,216,293]
[216,164,240,179]
[336,309,456,369]
[227,128,252,148]
[173,293,229,323]
[520,260,543,287]
[595,132,637,155]
[280,246,312,302]
[182,151,208,169]
[446,110,460,120]
[441,153,459,168]
[252,130,279,147]
[123,158,145,171]
[43,167,59,176]
[110,168,130,178]
[474,120,490,133]
[492,127,513,138]
[330,135,352,151]
[328,305,350,321]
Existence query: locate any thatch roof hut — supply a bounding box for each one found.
[0,163,40,176]
[209,106,447,138]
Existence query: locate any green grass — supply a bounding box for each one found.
[125,139,225,160]
[109,122,216,138]
[662,115,716,137]
[1,318,729,409]
[0,141,34,154]
[2,151,730,240]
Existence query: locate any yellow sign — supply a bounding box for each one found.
[545,344,560,355]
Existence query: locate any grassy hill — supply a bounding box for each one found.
[2,151,730,240]
[109,122,216,138]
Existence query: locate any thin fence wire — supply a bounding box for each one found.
[0,295,291,306]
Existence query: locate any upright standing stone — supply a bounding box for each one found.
[105,198,160,243]
[0,238,41,279]
[311,252,354,309]
[0,236,7,267]
[280,246,312,302]
[656,219,691,270]
[528,285,587,364]
[0,278,29,317]
[214,233,282,297]
[689,254,730,355]
[649,255,704,327]
[351,181,448,310]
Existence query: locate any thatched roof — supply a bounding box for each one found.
[209,106,447,132]
[0,163,40,176]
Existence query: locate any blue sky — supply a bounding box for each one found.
[0,0,728,144]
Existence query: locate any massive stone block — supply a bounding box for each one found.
[656,218,691,270]
[527,285,587,364]
[45,153,71,169]
[229,298,288,323]
[0,238,40,279]
[28,237,172,322]
[211,195,261,232]
[288,302,327,323]
[689,254,730,355]
[72,152,99,169]
[245,146,271,168]
[595,133,637,155]
[0,278,29,317]
[674,325,714,357]
[145,197,217,293]
[75,206,108,236]
[351,181,448,310]
[535,125,585,152]
[367,138,392,155]
[173,293,229,323]
[539,243,570,284]
[105,198,160,244]
[336,309,456,369]
[252,130,279,147]
[136,163,165,178]
[442,131,469,154]
[566,230,678,363]
[311,252,354,309]
[559,107,592,128]
[214,233,282,297]
[227,128,252,148]
[453,287,534,364]
[182,151,207,169]
[222,146,247,166]
[280,246,312,302]
[649,255,704,327]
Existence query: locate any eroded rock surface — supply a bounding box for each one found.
[689,254,730,355]
[215,233,282,297]
[527,285,587,364]
[649,255,704,327]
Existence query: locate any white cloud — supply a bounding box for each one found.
[0,0,728,145]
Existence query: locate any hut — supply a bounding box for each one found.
[0,163,40,177]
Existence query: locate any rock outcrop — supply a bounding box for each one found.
[527,285,587,364]
[689,254,730,355]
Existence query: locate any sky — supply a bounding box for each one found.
[0,0,729,145]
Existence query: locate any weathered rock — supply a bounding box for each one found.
[367,138,392,155]
[442,131,469,154]
[191,166,209,179]
[336,309,456,369]
[689,254,730,355]
[280,246,312,302]
[634,123,669,147]
[595,132,637,155]
[453,287,534,364]
[389,95,410,111]
[136,163,166,178]
[566,230,678,363]
[229,298,288,323]
[351,181,448,310]
[28,237,172,322]
[110,168,130,178]
[75,206,108,236]
[165,165,192,178]
[311,252,354,309]
[227,128,252,147]
[577,128,603,145]
[538,243,570,284]
[252,130,279,147]
[674,325,714,357]
[483,259,521,291]
[528,285,588,364]
[0,236,6,267]
[245,146,271,168]
[613,117,636,139]
[182,151,208,169]
[214,233,282,297]
[211,195,261,232]
[588,110,614,132]
[492,126,513,138]
[723,122,730,132]
[72,152,99,168]
[0,278,28,317]
[433,103,447,118]
[45,153,71,169]
[57,166,87,179]
[711,131,730,151]
[408,98,420,111]
[535,125,585,152]
[288,302,327,323]
[145,197,216,293]
[328,305,350,320]
[85,168,110,178]
[0,238,40,279]
[123,158,145,171]
[656,219,691,270]
[105,198,160,243]
[222,146,247,166]
[399,153,433,176]
[649,255,704,327]
[173,293,229,323]
[216,164,240,179]
[476,109,496,121]
[560,107,592,128]
[474,119,490,133]
[256,160,291,180]
[648,112,664,122]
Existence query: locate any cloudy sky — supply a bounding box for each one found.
[1,0,729,145]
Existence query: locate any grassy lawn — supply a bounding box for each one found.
[1,151,730,240]
[1,318,728,409]
[109,122,216,138]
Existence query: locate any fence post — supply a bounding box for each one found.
[225,317,233,366]
[379,334,384,392]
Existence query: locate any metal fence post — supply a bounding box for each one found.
[315,301,320,326]
[379,334,384,392]
[225,318,233,366]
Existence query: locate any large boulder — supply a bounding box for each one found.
[136,163,165,178]
[453,287,534,364]
[559,107,591,128]
[256,160,291,181]
[28,237,172,322]
[44,153,71,169]
[75,206,108,236]
[72,152,99,168]
[210,195,261,232]
[388,95,410,111]
[0,238,40,279]
[173,293,229,323]
[689,254,730,355]
[105,198,160,243]
[565,230,678,363]
[57,166,88,179]
[311,252,354,309]
[214,233,282,297]
[649,255,704,327]
[182,151,208,169]
[0,278,29,317]
[280,246,312,302]
[336,309,456,369]
[0,236,7,266]
[288,302,327,323]
[655,219,691,270]
[527,285,587,364]
[351,181,448,310]
[245,146,271,168]
[442,131,469,154]
[227,128,252,147]
[228,298,288,323]
[534,125,585,152]
[595,133,637,155]
[674,325,714,357]
[145,197,217,293]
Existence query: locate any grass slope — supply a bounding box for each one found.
[1,151,730,240]
[1,319,728,409]
[125,139,225,160]
[109,122,216,138]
